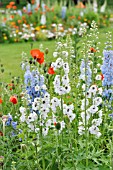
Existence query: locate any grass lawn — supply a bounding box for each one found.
[0,25,113,83]
[0,40,56,82]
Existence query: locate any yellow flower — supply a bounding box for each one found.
[16,30,19,33]
[84,18,87,22]
[4,36,7,40]
[40,25,46,29]
[35,26,40,31]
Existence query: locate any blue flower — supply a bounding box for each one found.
[79,59,92,86]
[101,50,113,87]
[61,6,67,19]
[11,121,17,129]
[6,114,12,126]
[109,114,113,119]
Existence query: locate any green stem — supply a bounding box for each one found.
[56,131,62,170]
[110,136,113,170]
[68,123,76,169]
[84,38,88,167]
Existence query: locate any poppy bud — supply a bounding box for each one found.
[45,48,49,54]
[1,69,4,73]
[55,122,61,130]
[9,96,18,104]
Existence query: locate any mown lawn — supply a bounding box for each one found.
[0,25,113,83]
[0,40,56,82]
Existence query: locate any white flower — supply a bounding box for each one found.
[78,123,85,135]
[41,112,48,120]
[86,91,92,98]
[98,87,103,95]
[89,125,101,137]
[63,62,69,73]
[20,114,26,122]
[53,52,59,58]
[42,127,49,136]
[51,97,61,112]
[92,118,102,126]
[53,75,60,86]
[44,93,50,100]
[82,84,86,91]
[55,86,65,95]
[88,105,98,114]
[95,75,101,80]
[35,128,39,133]
[64,85,71,93]
[63,104,74,115]
[35,85,40,91]
[62,75,69,85]
[93,68,97,73]
[41,84,47,90]
[62,51,68,58]
[98,110,102,117]
[56,58,63,68]
[68,113,76,122]
[31,33,35,37]
[18,32,22,35]
[93,97,102,106]
[46,119,52,127]
[97,63,101,67]
[27,123,35,131]
[96,131,101,137]
[34,97,41,103]
[81,111,90,123]
[79,73,85,81]
[41,98,50,107]
[51,97,61,107]
[27,112,38,122]
[51,23,57,27]
[40,120,44,126]
[60,121,65,131]
[19,106,26,114]
[89,85,98,94]
[32,101,39,111]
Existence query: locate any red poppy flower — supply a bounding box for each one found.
[9,96,18,104]
[90,47,96,53]
[48,67,55,74]
[6,5,12,9]
[9,1,15,6]
[30,49,44,64]
[0,98,3,104]
[13,6,17,10]
[101,73,104,80]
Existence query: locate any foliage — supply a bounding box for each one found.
[1,21,113,170]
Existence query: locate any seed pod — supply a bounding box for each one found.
[55,122,61,130]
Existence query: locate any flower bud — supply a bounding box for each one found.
[21,144,27,152]
[1,68,4,73]
[55,122,61,130]
[45,48,49,54]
